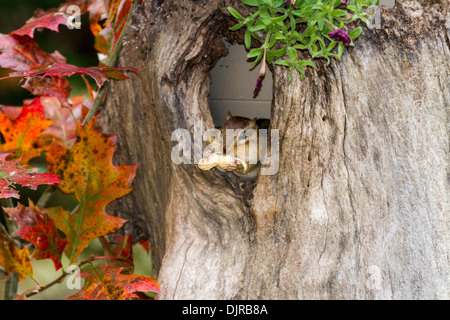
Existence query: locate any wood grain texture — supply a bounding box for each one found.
[99,0,449,299]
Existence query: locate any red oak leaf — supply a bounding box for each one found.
[22,76,71,103]
[66,264,159,300]
[4,202,67,270]
[0,152,61,199]
[10,12,71,38]
[2,62,138,88]
[9,0,91,38]
[0,34,66,71]
[99,235,134,271]
[45,115,136,263]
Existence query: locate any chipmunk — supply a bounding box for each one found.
[198,112,270,179]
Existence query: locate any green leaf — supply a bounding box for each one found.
[268,34,277,48]
[337,41,345,58]
[312,3,325,10]
[245,30,251,49]
[275,60,291,67]
[230,22,244,31]
[250,52,264,67]
[327,41,337,51]
[311,50,323,58]
[332,9,348,17]
[274,30,286,40]
[317,18,324,31]
[227,7,245,20]
[288,13,296,31]
[259,15,272,26]
[273,0,285,8]
[294,63,305,74]
[240,0,260,6]
[349,26,362,39]
[292,8,315,18]
[293,43,307,50]
[271,13,287,23]
[247,48,263,58]
[248,24,266,32]
[298,59,316,69]
[269,47,286,57]
[251,32,262,41]
[360,16,369,25]
[286,46,297,61]
[356,0,363,11]
[346,4,357,12]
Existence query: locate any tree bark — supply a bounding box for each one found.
[98,0,449,299]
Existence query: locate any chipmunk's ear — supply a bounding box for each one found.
[226,111,232,121]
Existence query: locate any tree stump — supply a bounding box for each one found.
[98,0,449,299]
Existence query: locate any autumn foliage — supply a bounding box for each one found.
[0,0,159,299]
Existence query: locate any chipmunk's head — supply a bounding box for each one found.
[198,112,267,179]
[221,111,257,156]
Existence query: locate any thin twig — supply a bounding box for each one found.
[4,272,18,300]
[23,258,90,298]
[21,255,130,298]
[35,185,55,209]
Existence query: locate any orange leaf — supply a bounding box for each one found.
[4,202,66,271]
[0,97,53,164]
[88,0,135,57]
[66,264,159,300]
[45,116,136,263]
[0,230,33,282]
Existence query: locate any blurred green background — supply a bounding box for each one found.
[0,0,153,299]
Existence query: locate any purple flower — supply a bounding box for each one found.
[337,0,349,9]
[328,28,351,46]
[285,0,297,7]
[253,76,263,97]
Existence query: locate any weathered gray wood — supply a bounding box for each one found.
[99,0,449,299]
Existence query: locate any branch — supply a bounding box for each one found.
[21,255,134,299]
[22,257,93,299]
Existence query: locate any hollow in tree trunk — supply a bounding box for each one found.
[98,0,450,299]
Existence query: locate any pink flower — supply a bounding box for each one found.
[328,28,351,46]
[253,48,266,97]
